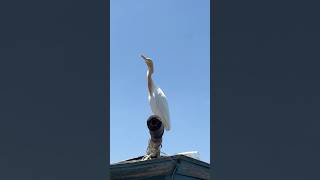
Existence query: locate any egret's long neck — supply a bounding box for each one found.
[147,69,154,95]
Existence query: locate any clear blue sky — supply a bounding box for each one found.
[110,0,210,163]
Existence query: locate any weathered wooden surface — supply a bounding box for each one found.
[110,155,210,179]
[176,158,210,179]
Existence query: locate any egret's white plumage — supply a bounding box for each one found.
[141,55,171,131]
[148,81,171,130]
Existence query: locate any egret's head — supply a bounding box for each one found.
[141,54,154,73]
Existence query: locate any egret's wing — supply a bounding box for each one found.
[154,87,171,131]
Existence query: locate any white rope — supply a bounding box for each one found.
[142,138,162,161]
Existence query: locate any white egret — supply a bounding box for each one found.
[141,54,171,131]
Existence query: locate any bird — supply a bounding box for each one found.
[141,54,171,131]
